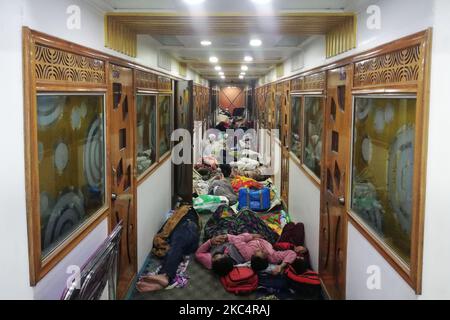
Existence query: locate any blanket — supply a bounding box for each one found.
[257,210,291,236]
[203,206,279,244]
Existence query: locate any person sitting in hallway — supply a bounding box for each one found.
[136,207,200,292]
[195,233,297,276]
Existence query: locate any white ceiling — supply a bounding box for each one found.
[146,34,308,79]
[92,0,359,81]
[97,0,353,13]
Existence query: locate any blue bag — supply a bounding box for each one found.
[238,187,270,212]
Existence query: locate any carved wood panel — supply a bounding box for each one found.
[136,70,158,90]
[109,64,137,299]
[353,45,422,88]
[158,75,172,91]
[291,77,303,91]
[303,72,326,91]
[34,44,105,84]
[319,65,352,300]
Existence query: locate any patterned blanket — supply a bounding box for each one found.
[203,206,279,244]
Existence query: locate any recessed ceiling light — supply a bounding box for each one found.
[250,39,262,47]
[241,65,249,71]
[201,40,212,46]
[239,75,244,79]
[183,0,205,5]
[251,0,271,4]
[215,66,222,71]
[209,56,219,63]
[244,56,253,62]
[218,71,224,76]
[240,72,246,76]
[221,75,226,79]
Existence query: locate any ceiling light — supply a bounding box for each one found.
[201,40,212,46]
[183,0,205,5]
[251,0,271,4]
[209,56,219,63]
[218,71,224,76]
[239,75,244,79]
[250,39,262,47]
[215,66,222,71]
[240,72,246,76]
[221,75,226,79]
[241,65,249,71]
[244,56,253,62]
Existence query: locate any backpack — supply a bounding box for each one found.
[220,267,258,295]
[237,187,270,212]
[285,266,321,299]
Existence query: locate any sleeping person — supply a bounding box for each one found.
[195,234,246,276]
[196,233,297,276]
[136,208,200,292]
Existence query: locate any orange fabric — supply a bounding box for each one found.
[231,176,263,192]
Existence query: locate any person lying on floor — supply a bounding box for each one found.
[194,234,246,276]
[195,233,297,276]
[136,207,200,292]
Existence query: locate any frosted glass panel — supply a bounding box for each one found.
[351,96,416,264]
[136,95,156,175]
[158,95,171,157]
[303,96,323,178]
[37,94,105,258]
[290,96,302,159]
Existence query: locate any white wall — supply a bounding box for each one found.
[264,0,441,299]
[33,220,109,300]
[419,0,450,300]
[346,223,417,300]
[0,0,201,299]
[288,159,321,271]
[137,160,172,269]
[273,142,282,195]
[0,0,35,300]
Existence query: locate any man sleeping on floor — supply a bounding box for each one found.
[195,232,304,276]
[136,207,200,292]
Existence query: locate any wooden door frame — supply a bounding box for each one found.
[108,63,138,299]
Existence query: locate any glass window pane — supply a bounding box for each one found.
[275,94,281,131]
[351,96,416,265]
[37,94,105,258]
[290,96,302,159]
[136,95,156,176]
[158,95,171,157]
[303,96,324,178]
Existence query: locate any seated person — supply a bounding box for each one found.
[136,208,200,292]
[196,233,297,276]
[195,235,246,276]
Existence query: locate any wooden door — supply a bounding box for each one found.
[109,64,137,299]
[280,81,291,207]
[173,80,193,205]
[280,148,290,207]
[319,65,352,300]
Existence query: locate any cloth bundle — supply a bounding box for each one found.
[230,157,260,171]
[231,176,263,192]
[257,210,291,235]
[208,179,238,205]
[193,194,229,214]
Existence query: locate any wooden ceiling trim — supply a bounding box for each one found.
[325,14,357,58]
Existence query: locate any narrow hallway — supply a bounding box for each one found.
[2,0,450,303]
